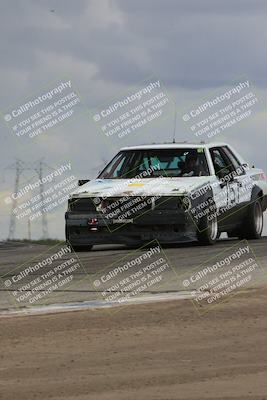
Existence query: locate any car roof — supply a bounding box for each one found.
[120,142,228,150]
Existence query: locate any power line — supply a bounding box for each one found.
[6,159,55,240]
[32,161,49,239]
[6,160,32,239]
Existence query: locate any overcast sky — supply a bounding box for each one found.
[1,0,267,239]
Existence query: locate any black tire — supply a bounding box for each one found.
[70,245,93,252]
[238,199,263,240]
[227,231,238,239]
[196,199,218,245]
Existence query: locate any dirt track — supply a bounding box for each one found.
[0,286,267,399]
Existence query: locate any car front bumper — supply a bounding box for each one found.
[65,208,197,246]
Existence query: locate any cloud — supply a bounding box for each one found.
[1,0,267,239]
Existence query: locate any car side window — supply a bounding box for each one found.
[210,148,233,177]
[222,146,245,174]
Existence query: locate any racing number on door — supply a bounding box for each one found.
[209,147,239,211]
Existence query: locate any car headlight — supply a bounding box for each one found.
[181,196,192,211]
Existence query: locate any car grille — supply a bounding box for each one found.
[69,196,184,215]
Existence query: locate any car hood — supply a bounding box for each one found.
[70,177,213,198]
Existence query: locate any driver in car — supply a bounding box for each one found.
[181,151,200,177]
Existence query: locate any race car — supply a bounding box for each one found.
[65,142,267,251]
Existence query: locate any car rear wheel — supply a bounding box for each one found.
[238,198,263,240]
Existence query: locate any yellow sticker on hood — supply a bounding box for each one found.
[128,183,144,187]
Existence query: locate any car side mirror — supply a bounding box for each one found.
[216,168,234,188]
[242,162,250,170]
[216,168,230,181]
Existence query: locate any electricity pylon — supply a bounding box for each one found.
[6,160,32,239]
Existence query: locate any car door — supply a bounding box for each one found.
[209,147,232,215]
[222,146,253,206]
[217,147,240,210]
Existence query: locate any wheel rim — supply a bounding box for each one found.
[208,211,218,241]
[254,201,263,235]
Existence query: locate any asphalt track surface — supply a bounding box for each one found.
[1,239,267,399]
[0,236,266,314]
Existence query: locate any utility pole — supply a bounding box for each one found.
[6,160,29,240]
[27,218,31,240]
[172,101,177,144]
[6,159,54,240]
[33,161,49,240]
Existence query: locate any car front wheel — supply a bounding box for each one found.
[196,200,218,245]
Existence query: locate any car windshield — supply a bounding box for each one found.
[98,148,210,179]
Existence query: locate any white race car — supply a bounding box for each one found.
[65,142,267,251]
